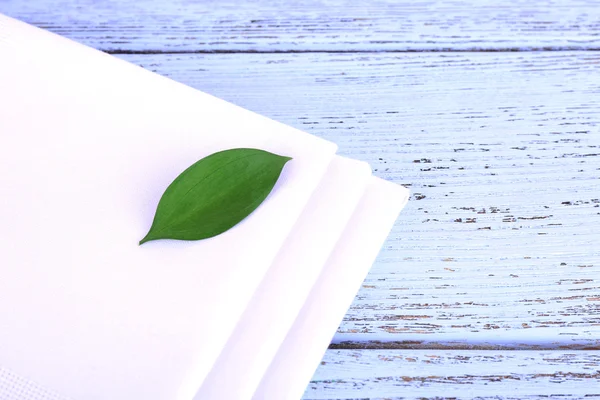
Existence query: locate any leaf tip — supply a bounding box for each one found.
[139,233,153,246]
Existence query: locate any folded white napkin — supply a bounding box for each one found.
[0,14,409,400]
[0,14,334,400]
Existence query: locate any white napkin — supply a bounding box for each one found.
[0,14,410,400]
[195,156,371,399]
[254,178,409,400]
[0,14,335,400]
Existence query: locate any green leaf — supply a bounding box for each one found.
[139,148,292,245]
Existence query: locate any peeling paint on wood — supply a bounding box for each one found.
[1,0,600,52]
[306,350,600,399]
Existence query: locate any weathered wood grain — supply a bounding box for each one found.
[1,0,599,52]
[305,350,600,399]
[116,52,600,348]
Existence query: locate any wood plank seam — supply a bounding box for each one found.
[103,48,600,55]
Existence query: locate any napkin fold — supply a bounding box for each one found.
[195,156,371,399]
[254,178,409,400]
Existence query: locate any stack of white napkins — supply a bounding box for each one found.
[0,14,409,400]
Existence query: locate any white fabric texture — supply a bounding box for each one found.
[0,367,69,400]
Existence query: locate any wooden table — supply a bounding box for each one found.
[2,1,599,398]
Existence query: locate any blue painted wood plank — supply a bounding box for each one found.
[1,0,599,52]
